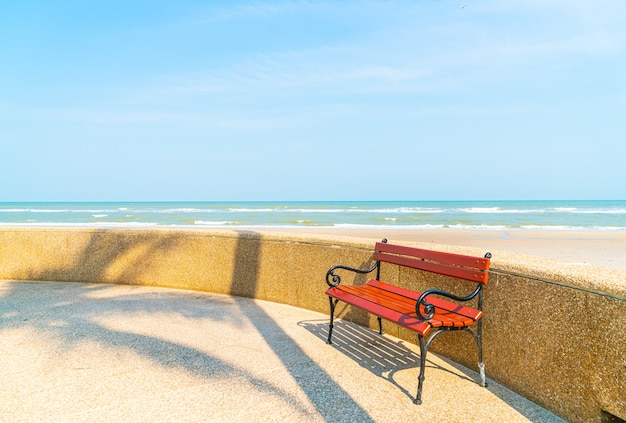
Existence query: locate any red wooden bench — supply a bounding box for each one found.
[325,239,491,404]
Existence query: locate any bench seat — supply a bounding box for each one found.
[326,280,483,337]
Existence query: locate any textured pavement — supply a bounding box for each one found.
[0,280,564,422]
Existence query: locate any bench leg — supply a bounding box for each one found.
[463,325,488,388]
[377,316,383,335]
[414,334,427,405]
[327,297,339,344]
[477,320,488,387]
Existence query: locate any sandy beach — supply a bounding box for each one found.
[259,228,626,271]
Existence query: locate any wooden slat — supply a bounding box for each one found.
[366,280,483,321]
[428,309,474,328]
[339,285,416,315]
[326,286,432,336]
[326,282,482,335]
[366,279,421,300]
[374,251,488,284]
[375,242,490,270]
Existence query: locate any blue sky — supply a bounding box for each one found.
[1,0,625,201]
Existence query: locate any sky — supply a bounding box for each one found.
[1,0,625,202]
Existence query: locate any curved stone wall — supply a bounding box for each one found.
[0,227,624,423]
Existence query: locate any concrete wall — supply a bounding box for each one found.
[0,227,624,423]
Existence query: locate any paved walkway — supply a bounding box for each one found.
[0,280,563,422]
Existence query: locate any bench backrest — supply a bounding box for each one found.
[373,242,490,284]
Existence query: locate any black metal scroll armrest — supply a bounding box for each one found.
[325,262,379,288]
[416,285,482,321]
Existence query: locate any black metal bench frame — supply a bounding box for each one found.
[324,239,491,404]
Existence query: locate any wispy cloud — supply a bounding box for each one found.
[127,0,625,107]
[5,0,625,130]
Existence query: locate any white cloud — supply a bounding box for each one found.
[8,0,625,133]
[125,0,624,107]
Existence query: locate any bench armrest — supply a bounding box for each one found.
[326,262,379,288]
[416,285,482,321]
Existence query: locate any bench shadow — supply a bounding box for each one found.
[298,318,564,422]
[297,318,477,402]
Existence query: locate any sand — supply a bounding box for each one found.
[256,228,626,271]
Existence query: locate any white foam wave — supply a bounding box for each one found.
[552,208,626,214]
[447,224,509,230]
[354,208,445,214]
[458,207,501,213]
[68,209,122,213]
[228,208,278,213]
[2,222,625,231]
[0,208,126,214]
[163,208,218,213]
[0,222,160,228]
[225,207,447,214]
[333,223,446,229]
[91,222,160,227]
[521,225,578,230]
[521,225,626,230]
[26,209,72,213]
[457,208,546,214]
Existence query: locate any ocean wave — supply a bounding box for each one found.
[351,208,446,214]
[228,208,281,213]
[552,208,626,214]
[11,209,73,213]
[0,208,126,214]
[2,201,625,229]
[457,207,502,213]
[333,223,447,229]
[194,220,240,226]
[0,209,35,213]
[2,221,625,231]
[0,222,161,228]
[520,225,626,230]
[163,208,219,213]
[71,209,126,213]
[6,206,624,215]
[91,222,161,227]
[456,207,547,214]
[223,207,448,214]
[447,224,509,230]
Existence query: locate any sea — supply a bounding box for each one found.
[0,200,625,230]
